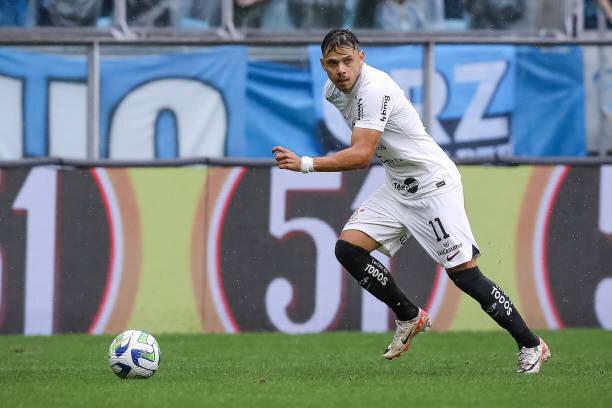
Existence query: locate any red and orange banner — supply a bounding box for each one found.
[0,165,610,335]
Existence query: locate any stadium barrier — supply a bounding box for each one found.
[1,41,609,160]
[0,158,611,335]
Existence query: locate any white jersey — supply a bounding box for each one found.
[325,63,461,200]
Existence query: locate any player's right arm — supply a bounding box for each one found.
[272,127,381,173]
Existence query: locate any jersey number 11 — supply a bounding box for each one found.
[429,217,450,242]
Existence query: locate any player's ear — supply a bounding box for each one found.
[359,50,365,65]
[320,57,325,70]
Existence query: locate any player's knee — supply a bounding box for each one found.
[446,259,478,274]
[446,265,481,287]
[335,240,351,263]
[335,239,367,264]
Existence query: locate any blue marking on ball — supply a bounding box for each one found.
[115,339,130,357]
[112,363,132,379]
[131,349,142,366]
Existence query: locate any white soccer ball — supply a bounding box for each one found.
[108,329,161,379]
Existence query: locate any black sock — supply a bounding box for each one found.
[335,240,419,321]
[448,266,539,349]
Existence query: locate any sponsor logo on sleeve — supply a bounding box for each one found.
[436,181,446,188]
[379,95,390,122]
[357,98,364,121]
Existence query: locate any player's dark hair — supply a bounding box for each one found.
[321,28,360,55]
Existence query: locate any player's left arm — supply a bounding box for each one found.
[273,127,381,173]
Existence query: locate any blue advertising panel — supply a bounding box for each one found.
[0,45,585,159]
[514,46,586,156]
[0,49,86,157]
[434,45,515,156]
[100,47,246,159]
[240,61,318,157]
[0,47,247,159]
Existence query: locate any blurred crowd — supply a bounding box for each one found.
[234,0,530,31]
[0,0,610,32]
[0,0,220,28]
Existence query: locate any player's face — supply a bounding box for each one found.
[321,46,364,93]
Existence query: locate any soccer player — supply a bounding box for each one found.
[272,28,550,374]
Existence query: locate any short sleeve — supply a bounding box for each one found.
[354,82,394,132]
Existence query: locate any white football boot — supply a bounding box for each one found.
[383,308,431,360]
[516,337,551,374]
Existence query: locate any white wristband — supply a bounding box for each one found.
[300,156,315,173]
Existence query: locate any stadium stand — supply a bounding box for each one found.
[0,0,28,26]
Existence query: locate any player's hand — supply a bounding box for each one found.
[272,146,301,172]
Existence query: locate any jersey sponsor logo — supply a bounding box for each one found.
[357,98,364,120]
[392,177,419,195]
[364,263,388,286]
[404,177,419,193]
[490,286,514,316]
[437,242,463,257]
[436,181,446,188]
[446,251,460,262]
[358,276,370,288]
[379,158,402,167]
[379,95,390,122]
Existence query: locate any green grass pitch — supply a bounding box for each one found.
[1,329,611,407]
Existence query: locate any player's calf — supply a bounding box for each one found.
[335,240,419,321]
[447,266,540,349]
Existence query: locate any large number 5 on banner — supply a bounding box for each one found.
[267,169,343,333]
